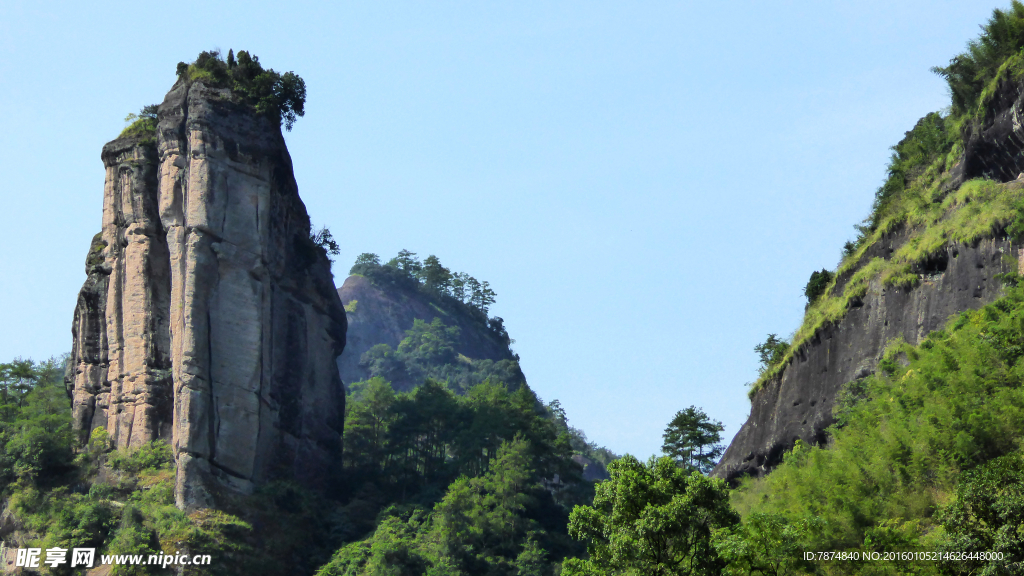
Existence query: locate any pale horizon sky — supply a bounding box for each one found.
[0,0,1003,459]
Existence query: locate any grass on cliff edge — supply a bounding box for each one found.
[750,176,1023,396]
[731,279,1024,574]
[751,3,1024,395]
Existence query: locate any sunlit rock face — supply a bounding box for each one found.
[67,78,347,509]
[715,228,1018,483]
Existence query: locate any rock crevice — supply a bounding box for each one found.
[67,79,347,509]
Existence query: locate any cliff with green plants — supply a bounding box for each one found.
[336,251,524,394]
[716,2,1024,481]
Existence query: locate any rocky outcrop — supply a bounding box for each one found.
[714,229,1019,482]
[337,274,515,387]
[66,78,347,509]
[952,74,1024,185]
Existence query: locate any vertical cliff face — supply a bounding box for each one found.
[715,231,1020,481]
[714,67,1024,483]
[66,79,347,508]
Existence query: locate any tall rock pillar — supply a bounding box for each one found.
[67,78,347,509]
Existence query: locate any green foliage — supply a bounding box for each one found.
[565,455,738,576]
[352,252,381,268]
[932,1,1024,115]
[753,334,789,378]
[107,506,158,576]
[867,112,955,230]
[106,441,173,474]
[359,317,526,393]
[749,6,1024,396]
[118,104,159,141]
[311,226,341,261]
[320,438,568,576]
[0,357,76,488]
[351,250,501,322]
[713,513,822,576]
[661,406,724,474]
[733,282,1024,572]
[343,378,580,504]
[179,49,306,131]
[803,269,833,305]
[939,452,1024,574]
[753,176,1024,394]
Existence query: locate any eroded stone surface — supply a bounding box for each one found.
[67,79,347,509]
[714,228,1018,482]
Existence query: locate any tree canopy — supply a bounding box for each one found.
[565,455,738,576]
[177,49,306,131]
[662,406,725,474]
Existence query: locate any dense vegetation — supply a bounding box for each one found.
[359,317,526,393]
[352,251,505,334]
[730,277,1024,574]
[348,375,618,572]
[177,49,306,130]
[0,360,237,573]
[119,105,159,143]
[116,49,307,145]
[752,2,1024,393]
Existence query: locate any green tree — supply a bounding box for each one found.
[0,358,39,408]
[754,334,788,376]
[662,406,724,474]
[713,513,822,576]
[398,318,460,369]
[450,272,471,303]
[350,252,380,274]
[389,249,422,276]
[470,280,497,314]
[421,255,453,293]
[803,269,833,304]
[310,226,340,260]
[181,49,306,131]
[932,1,1024,114]
[565,455,738,576]
[939,452,1024,575]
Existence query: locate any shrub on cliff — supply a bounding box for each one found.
[118,104,159,141]
[176,49,306,130]
[753,334,788,377]
[350,251,505,345]
[358,317,526,392]
[803,268,833,304]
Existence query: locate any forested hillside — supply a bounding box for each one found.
[17,5,1024,574]
[339,250,524,393]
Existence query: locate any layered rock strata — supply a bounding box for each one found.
[66,79,347,508]
[714,229,1019,481]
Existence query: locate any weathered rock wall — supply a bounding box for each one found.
[714,230,1019,481]
[336,274,514,388]
[66,79,347,508]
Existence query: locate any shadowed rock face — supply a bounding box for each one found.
[716,73,1024,483]
[714,228,1020,482]
[953,76,1024,185]
[66,79,347,509]
[336,274,515,388]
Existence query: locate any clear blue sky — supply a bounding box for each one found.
[0,1,1001,459]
